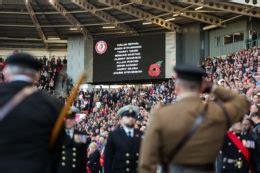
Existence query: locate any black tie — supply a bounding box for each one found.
[66,129,72,139]
[66,129,70,135]
[128,131,132,138]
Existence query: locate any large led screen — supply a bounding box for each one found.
[93,33,166,83]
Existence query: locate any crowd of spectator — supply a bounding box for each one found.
[202,47,259,115]
[36,56,67,95]
[0,55,67,95]
[202,47,258,94]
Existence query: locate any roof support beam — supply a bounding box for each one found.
[182,0,260,18]
[72,0,137,34]
[98,0,181,32]
[25,0,48,48]
[35,0,62,39]
[48,0,91,38]
[131,0,225,27]
[0,42,66,48]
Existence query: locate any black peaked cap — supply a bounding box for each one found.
[5,53,42,71]
[174,64,206,82]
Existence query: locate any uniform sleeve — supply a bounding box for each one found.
[213,87,250,124]
[81,142,88,173]
[104,132,114,173]
[252,126,260,172]
[138,111,161,173]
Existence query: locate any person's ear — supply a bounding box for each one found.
[175,83,180,95]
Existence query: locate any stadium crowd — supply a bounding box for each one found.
[36,56,67,95]
[0,55,67,95]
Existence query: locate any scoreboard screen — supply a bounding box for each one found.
[93,33,166,83]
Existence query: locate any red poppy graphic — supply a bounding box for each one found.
[148,61,163,77]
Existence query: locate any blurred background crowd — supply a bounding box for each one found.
[0,55,67,95]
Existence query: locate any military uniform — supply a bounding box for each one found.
[104,105,143,173]
[219,131,255,173]
[58,106,90,173]
[58,129,90,173]
[104,127,142,173]
[252,123,260,173]
[138,65,249,173]
[0,53,64,173]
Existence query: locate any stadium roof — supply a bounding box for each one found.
[0,0,259,49]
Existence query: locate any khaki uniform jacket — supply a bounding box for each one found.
[138,87,249,173]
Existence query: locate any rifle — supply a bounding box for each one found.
[49,73,86,149]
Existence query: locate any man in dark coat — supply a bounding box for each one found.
[252,111,260,173]
[0,53,63,173]
[104,105,143,173]
[58,106,90,173]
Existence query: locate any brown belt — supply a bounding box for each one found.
[170,163,215,172]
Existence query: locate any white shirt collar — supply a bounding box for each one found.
[122,125,134,137]
[66,128,74,138]
[10,75,33,83]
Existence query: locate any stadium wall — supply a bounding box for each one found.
[209,20,248,57]
[176,23,205,65]
[85,38,93,83]
[67,36,93,84]
[203,31,210,58]
[67,36,85,84]
[165,32,176,78]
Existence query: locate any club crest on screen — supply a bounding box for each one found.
[95,40,108,54]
